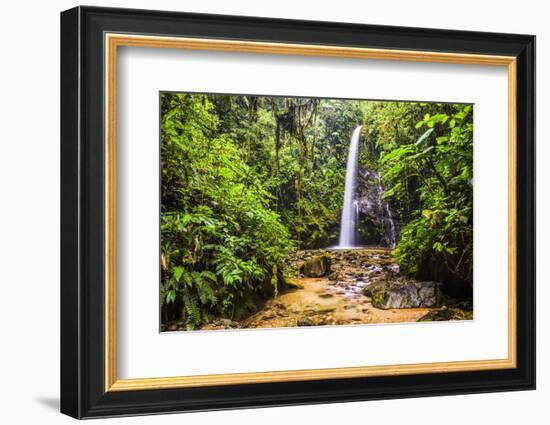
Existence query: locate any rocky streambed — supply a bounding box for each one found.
[192,248,473,331]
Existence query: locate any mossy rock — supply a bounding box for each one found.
[297,318,314,327]
[299,254,332,277]
[284,278,304,290]
[372,292,385,307]
[363,278,443,309]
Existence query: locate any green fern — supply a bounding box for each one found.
[182,293,201,330]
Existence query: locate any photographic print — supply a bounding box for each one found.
[61,9,535,417]
[160,92,474,332]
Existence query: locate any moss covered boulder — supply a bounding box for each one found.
[363,278,443,309]
[284,278,304,290]
[299,254,332,277]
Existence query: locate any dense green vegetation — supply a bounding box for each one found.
[160,93,473,328]
[380,105,473,295]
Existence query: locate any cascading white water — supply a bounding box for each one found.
[334,127,399,249]
[337,126,362,248]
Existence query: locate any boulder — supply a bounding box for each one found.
[318,307,336,314]
[218,318,234,327]
[364,279,443,309]
[299,254,331,277]
[297,318,314,327]
[327,272,341,281]
[284,278,304,290]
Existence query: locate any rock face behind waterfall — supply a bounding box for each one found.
[356,169,399,247]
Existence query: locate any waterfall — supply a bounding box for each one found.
[334,126,399,249]
[337,126,362,248]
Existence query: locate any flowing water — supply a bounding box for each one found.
[232,249,432,329]
[374,173,398,248]
[336,126,398,248]
[338,126,362,248]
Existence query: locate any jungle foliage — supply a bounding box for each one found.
[160,93,474,328]
[377,104,474,294]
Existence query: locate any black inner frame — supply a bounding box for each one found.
[61,6,535,419]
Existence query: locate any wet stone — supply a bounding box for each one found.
[318,307,336,313]
[297,318,314,327]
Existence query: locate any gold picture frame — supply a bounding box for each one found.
[104,34,517,392]
[61,6,535,419]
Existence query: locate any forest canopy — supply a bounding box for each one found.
[160,92,473,329]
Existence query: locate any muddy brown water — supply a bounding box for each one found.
[187,248,437,332]
[241,277,432,329]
